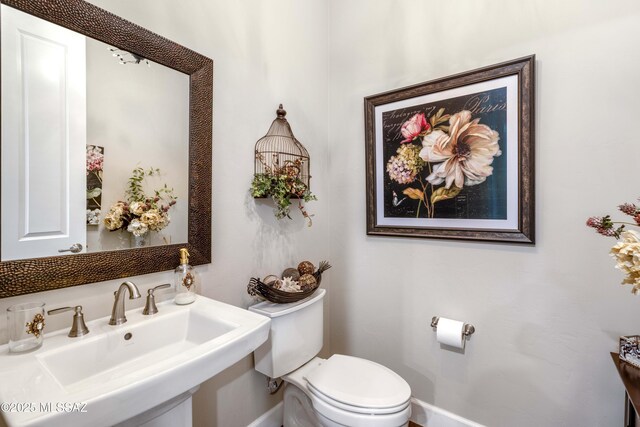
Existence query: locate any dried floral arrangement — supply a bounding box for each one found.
[103,166,177,237]
[587,199,640,294]
[248,260,331,303]
[251,155,316,226]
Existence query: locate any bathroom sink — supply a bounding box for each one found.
[0,296,270,427]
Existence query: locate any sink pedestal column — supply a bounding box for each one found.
[113,386,200,427]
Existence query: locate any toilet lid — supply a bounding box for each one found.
[305,354,411,410]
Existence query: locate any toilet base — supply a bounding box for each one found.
[283,383,410,427]
[284,383,322,427]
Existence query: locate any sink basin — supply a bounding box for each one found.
[0,295,270,427]
[39,309,236,391]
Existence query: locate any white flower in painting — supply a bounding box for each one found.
[127,219,149,237]
[419,129,449,162]
[419,110,501,189]
[87,208,101,225]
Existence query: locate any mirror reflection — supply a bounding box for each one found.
[1,5,189,262]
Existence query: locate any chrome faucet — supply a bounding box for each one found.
[109,281,142,325]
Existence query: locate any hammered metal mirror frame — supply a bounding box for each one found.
[0,0,213,298]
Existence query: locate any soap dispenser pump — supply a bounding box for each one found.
[174,248,197,305]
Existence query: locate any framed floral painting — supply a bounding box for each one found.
[86,145,104,225]
[364,56,534,243]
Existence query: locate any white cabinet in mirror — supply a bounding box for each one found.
[0,5,189,261]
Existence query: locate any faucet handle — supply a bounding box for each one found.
[47,305,89,338]
[142,284,172,315]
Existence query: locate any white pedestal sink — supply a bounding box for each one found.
[0,296,270,427]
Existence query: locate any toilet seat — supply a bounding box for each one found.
[307,383,411,415]
[304,354,411,415]
[284,382,412,427]
[305,387,412,427]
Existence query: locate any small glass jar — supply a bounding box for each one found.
[174,262,197,305]
[7,302,46,353]
[174,248,197,305]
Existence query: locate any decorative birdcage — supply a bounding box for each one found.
[254,104,310,197]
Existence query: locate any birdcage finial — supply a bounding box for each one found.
[276,104,287,119]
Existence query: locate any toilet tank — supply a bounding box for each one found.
[249,288,325,378]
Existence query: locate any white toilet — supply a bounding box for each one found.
[249,289,412,427]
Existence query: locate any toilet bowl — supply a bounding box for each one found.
[283,356,411,427]
[249,289,412,427]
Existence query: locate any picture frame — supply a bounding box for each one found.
[364,55,535,244]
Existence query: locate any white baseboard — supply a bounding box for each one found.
[410,397,485,427]
[247,402,283,427]
[246,397,482,427]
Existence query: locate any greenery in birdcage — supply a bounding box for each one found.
[251,153,316,226]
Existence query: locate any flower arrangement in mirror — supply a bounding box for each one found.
[103,167,177,240]
[251,155,317,226]
[587,200,640,294]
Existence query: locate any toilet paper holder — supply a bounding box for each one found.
[431,316,475,337]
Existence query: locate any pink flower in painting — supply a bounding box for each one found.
[400,113,430,143]
[86,145,104,173]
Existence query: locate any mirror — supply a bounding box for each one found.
[1,5,190,260]
[85,37,189,253]
[0,0,212,297]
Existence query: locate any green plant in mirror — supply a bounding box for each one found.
[251,158,316,226]
[126,167,176,204]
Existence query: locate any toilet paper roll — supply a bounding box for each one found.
[436,317,465,349]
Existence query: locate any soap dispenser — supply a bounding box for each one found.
[174,248,197,305]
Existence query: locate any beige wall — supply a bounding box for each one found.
[327,0,640,426]
[0,1,329,426]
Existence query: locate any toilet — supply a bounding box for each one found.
[249,289,412,427]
